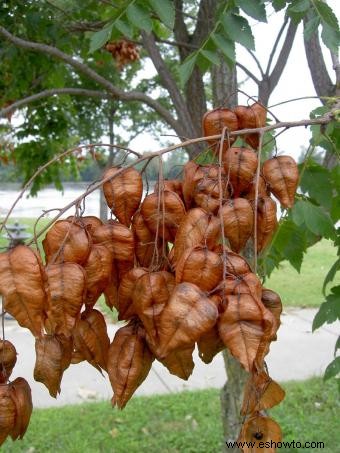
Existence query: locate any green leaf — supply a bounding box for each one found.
[272,0,287,11]
[313,0,339,29]
[178,53,197,86]
[115,18,134,39]
[89,22,113,53]
[235,0,267,22]
[126,3,152,32]
[211,34,236,65]
[323,258,340,294]
[300,162,333,209]
[147,0,175,29]
[200,49,220,65]
[288,0,310,13]
[292,200,336,239]
[304,16,320,40]
[324,356,340,381]
[222,13,255,50]
[313,285,340,331]
[335,336,340,353]
[321,22,340,53]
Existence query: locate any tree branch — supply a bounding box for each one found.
[265,16,288,76]
[236,62,260,85]
[330,51,340,96]
[246,48,265,78]
[0,88,110,118]
[0,25,179,132]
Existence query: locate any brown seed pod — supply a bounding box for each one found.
[132,211,162,267]
[219,198,254,253]
[218,294,275,372]
[9,377,33,440]
[261,288,282,340]
[158,344,195,380]
[262,155,299,208]
[102,166,143,226]
[0,384,16,446]
[214,245,251,276]
[182,161,202,209]
[0,245,47,337]
[73,309,110,372]
[175,246,223,292]
[141,190,186,241]
[117,267,148,320]
[34,334,71,398]
[173,208,220,264]
[46,263,86,337]
[197,324,224,364]
[223,147,258,197]
[242,175,269,201]
[133,271,175,349]
[154,179,183,201]
[66,215,103,236]
[107,322,154,409]
[157,282,219,358]
[82,245,113,307]
[241,371,285,415]
[0,340,17,383]
[234,102,267,149]
[255,197,278,252]
[103,273,119,311]
[202,108,239,151]
[216,273,263,301]
[238,414,282,452]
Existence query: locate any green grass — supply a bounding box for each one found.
[266,239,337,308]
[3,378,338,453]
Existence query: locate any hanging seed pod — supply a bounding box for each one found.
[214,245,251,276]
[158,344,195,380]
[103,261,119,310]
[202,108,239,151]
[242,175,269,201]
[46,263,86,337]
[218,294,275,372]
[141,190,186,241]
[219,198,254,253]
[238,414,282,452]
[0,384,16,446]
[255,197,278,252]
[9,377,33,440]
[173,208,220,264]
[132,211,162,267]
[182,161,202,209]
[107,322,154,409]
[73,309,110,373]
[102,166,143,226]
[43,220,91,265]
[157,282,219,358]
[223,147,258,197]
[0,245,47,337]
[262,288,282,340]
[66,215,103,236]
[234,102,267,149]
[83,245,113,307]
[133,271,175,349]
[262,155,299,208]
[117,267,148,320]
[175,246,223,292]
[197,324,224,364]
[241,371,285,415]
[0,340,17,383]
[34,334,71,398]
[154,179,183,201]
[216,273,263,301]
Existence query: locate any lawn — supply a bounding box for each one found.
[3,377,338,453]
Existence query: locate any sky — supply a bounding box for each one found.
[127,1,339,160]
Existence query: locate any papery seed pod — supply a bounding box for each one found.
[73,309,110,372]
[9,377,33,440]
[255,197,278,252]
[102,166,143,226]
[117,267,148,320]
[202,108,239,151]
[107,322,154,409]
[261,288,282,340]
[182,161,202,209]
[173,208,220,264]
[34,334,70,397]
[43,220,91,265]
[132,211,162,267]
[218,294,275,372]
[241,371,285,415]
[154,179,183,201]
[238,414,282,452]
[216,273,263,301]
[242,175,269,201]
[66,215,103,236]
[83,245,113,307]
[46,263,86,337]
[0,340,17,383]
[223,147,258,197]
[214,245,251,276]
[0,384,16,446]
[158,344,195,380]
[175,246,222,292]
[197,324,224,364]
[0,245,47,337]
[219,198,254,253]
[103,263,119,311]
[234,102,267,150]
[262,155,299,208]
[157,282,219,358]
[141,190,186,241]
[133,271,175,348]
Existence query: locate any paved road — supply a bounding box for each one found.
[4,308,339,408]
